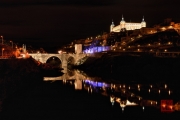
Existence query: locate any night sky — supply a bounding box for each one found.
[0,0,179,52]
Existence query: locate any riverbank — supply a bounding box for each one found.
[74,54,180,83]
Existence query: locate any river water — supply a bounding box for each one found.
[1,69,180,119]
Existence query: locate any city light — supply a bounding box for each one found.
[2,48,4,57]
[58,50,62,54]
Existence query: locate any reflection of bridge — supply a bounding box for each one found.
[43,71,175,111]
[29,53,87,73]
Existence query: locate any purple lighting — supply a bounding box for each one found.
[84,80,108,88]
[83,46,111,54]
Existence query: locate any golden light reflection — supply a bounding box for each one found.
[90,88,93,93]
[165,84,167,89]
[87,87,89,92]
[138,88,140,91]
[169,90,171,95]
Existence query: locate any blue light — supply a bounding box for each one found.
[85,80,108,88]
[83,46,111,54]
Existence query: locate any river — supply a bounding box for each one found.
[1,69,180,120]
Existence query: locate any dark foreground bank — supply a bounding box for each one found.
[0,58,63,113]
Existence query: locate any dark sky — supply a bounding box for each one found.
[0,0,179,52]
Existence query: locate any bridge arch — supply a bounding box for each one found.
[29,53,87,73]
[46,56,62,68]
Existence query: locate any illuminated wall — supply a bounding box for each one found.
[83,46,111,54]
[110,17,146,32]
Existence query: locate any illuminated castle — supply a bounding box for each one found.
[110,16,146,32]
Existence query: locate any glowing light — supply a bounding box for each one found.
[169,90,171,95]
[58,50,62,54]
[110,96,115,106]
[128,86,130,90]
[150,85,152,88]
[164,49,167,52]
[123,85,125,88]
[90,88,93,93]
[165,84,167,89]
[138,88,140,91]
[169,105,173,110]
[149,89,150,93]
[159,89,161,94]
[162,104,166,108]
[120,101,126,113]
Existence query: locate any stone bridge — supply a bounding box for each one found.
[29,53,87,73]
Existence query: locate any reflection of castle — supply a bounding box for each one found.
[110,16,146,32]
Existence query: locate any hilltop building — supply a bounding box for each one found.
[110,16,146,32]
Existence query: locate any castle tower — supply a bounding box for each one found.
[141,16,146,27]
[120,15,126,29]
[110,20,115,32]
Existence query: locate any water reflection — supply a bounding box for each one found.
[44,70,180,113]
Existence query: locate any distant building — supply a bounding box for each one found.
[110,16,146,32]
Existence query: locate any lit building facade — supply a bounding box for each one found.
[110,16,146,32]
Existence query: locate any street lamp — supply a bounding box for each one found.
[1,36,3,44]
[2,48,4,57]
[10,40,13,49]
